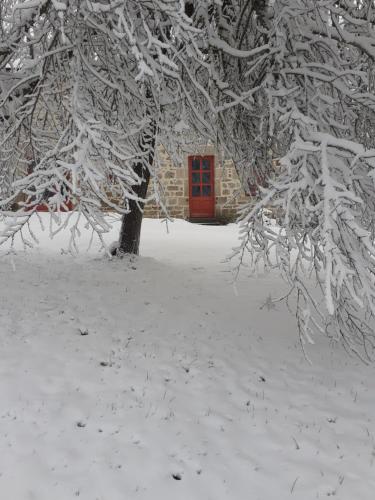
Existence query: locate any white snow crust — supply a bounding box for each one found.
[0,216,374,499]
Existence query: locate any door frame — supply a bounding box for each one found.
[188,155,215,219]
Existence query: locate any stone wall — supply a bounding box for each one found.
[214,159,249,221]
[144,147,249,222]
[144,148,188,219]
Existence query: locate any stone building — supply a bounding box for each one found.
[12,146,250,221]
[144,146,249,223]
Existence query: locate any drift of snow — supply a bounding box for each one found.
[0,216,374,500]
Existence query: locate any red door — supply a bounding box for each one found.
[189,156,215,218]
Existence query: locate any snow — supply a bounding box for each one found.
[0,216,374,500]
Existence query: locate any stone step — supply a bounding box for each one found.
[188,217,227,226]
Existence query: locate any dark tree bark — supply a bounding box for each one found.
[117,162,151,255]
[116,127,155,255]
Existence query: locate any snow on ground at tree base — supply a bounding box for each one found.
[0,216,374,500]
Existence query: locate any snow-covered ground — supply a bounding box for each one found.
[0,216,374,500]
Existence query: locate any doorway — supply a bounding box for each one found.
[188,155,215,219]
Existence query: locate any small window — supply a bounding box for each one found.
[202,172,210,183]
[192,172,200,183]
[192,159,200,170]
[202,185,211,196]
[202,159,210,170]
[192,185,201,197]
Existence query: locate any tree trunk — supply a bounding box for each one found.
[117,162,151,255]
[115,95,155,256]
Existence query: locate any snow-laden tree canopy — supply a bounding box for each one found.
[234,0,375,359]
[2,0,375,358]
[0,0,261,245]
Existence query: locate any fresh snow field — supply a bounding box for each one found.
[0,216,374,500]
